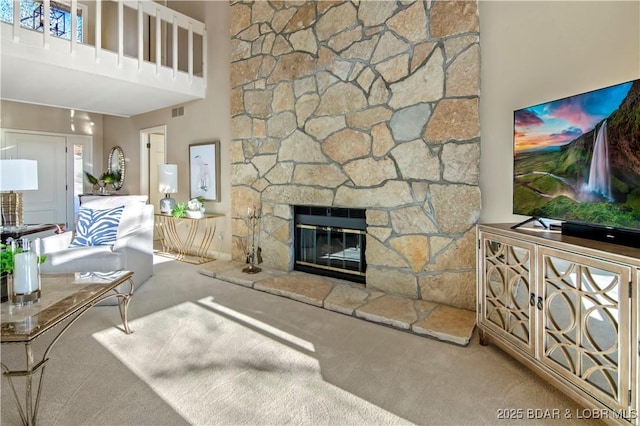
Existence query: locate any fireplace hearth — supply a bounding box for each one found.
[293,206,366,283]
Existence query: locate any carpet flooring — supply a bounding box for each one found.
[0,256,603,425]
[94,298,409,425]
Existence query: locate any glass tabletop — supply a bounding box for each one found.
[1,271,132,343]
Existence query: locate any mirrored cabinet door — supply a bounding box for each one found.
[479,233,536,355]
[539,247,631,412]
[635,266,639,423]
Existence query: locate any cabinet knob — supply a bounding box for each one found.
[537,297,543,311]
[529,293,536,307]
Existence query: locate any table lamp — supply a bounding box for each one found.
[0,159,39,227]
[158,164,178,214]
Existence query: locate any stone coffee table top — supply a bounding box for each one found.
[1,271,133,342]
[198,261,475,346]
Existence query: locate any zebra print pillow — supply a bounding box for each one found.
[69,205,125,247]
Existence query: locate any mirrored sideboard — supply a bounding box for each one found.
[477,223,639,425]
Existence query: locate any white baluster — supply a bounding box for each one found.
[43,0,50,48]
[96,0,102,62]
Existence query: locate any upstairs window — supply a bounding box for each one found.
[0,0,83,42]
[0,0,10,23]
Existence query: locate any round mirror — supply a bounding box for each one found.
[107,146,125,190]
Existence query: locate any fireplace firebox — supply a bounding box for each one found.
[293,206,366,283]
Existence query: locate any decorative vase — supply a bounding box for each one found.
[186,210,204,219]
[11,239,41,305]
[98,184,111,195]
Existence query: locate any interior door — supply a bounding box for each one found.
[3,132,69,227]
[149,132,165,211]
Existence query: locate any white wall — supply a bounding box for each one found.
[479,1,640,224]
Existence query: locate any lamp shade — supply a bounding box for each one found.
[158,164,178,194]
[0,159,39,191]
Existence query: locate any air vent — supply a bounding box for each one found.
[171,106,184,117]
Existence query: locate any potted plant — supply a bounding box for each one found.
[171,202,188,218]
[85,171,120,194]
[170,197,205,219]
[186,196,205,218]
[100,171,120,191]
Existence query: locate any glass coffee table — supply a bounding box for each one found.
[0,271,134,426]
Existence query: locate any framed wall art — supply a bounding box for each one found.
[189,141,220,201]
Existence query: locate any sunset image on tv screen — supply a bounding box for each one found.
[513,79,640,230]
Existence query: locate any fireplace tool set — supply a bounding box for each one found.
[242,205,262,274]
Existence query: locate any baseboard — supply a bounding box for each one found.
[213,252,232,261]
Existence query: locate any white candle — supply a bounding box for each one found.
[13,251,39,294]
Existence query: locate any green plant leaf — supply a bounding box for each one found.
[85,171,98,185]
[0,246,44,274]
[100,171,118,184]
[171,202,188,218]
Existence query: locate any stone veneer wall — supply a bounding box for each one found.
[229,0,480,311]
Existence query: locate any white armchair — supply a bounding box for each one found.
[39,195,154,301]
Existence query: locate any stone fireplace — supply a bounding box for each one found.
[230,0,480,311]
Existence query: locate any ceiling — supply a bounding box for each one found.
[1,54,205,118]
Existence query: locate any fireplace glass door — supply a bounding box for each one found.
[295,224,366,280]
[293,206,367,283]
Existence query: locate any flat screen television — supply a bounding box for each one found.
[513,78,640,241]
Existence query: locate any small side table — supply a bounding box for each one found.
[154,213,223,264]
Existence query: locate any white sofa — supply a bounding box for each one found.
[39,195,154,300]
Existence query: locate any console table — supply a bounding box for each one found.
[1,271,134,426]
[477,223,639,425]
[154,213,223,264]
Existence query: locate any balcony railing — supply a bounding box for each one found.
[0,0,207,116]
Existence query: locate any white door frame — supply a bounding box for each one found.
[140,125,167,199]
